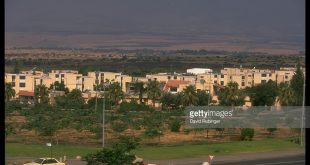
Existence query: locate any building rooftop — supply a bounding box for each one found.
[18,90,35,97]
[164,80,190,90]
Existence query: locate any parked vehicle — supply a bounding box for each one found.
[23,158,65,165]
[133,155,144,164]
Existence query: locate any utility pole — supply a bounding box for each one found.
[208,70,212,106]
[102,84,105,148]
[300,71,305,146]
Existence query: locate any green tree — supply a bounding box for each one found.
[5,82,16,102]
[142,112,165,142]
[34,84,50,104]
[65,89,85,109]
[246,80,278,106]
[132,81,146,104]
[277,82,295,106]
[290,62,304,105]
[144,128,161,142]
[219,82,244,106]
[169,118,181,132]
[197,90,211,106]
[160,92,182,110]
[111,121,128,137]
[182,85,198,106]
[84,137,139,165]
[107,82,123,106]
[146,80,162,107]
[5,123,16,142]
[49,81,69,94]
[23,114,58,143]
[240,128,254,141]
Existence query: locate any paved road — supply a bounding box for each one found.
[217,155,305,165]
[64,154,305,165]
[6,148,305,165]
[143,148,305,165]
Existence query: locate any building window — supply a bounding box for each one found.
[248,75,251,77]
[261,80,267,84]
[19,82,26,87]
[56,74,59,78]
[12,75,16,80]
[174,76,177,79]
[214,75,217,78]
[285,76,288,79]
[154,78,157,81]
[12,82,15,87]
[40,79,43,85]
[168,76,171,79]
[220,81,224,85]
[214,80,217,84]
[230,76,232,79]
[221,75,224,78]
[261,74,267,77]
[241,82,245,86]
[19,75,25,79]
[269,73,272,76]
[200,76,204,78]
[242,76,245,79]
[61,74,64,78]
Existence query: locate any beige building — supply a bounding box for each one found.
[5,73,39,96]
[48,70,83,91]
[5,67,304,108]
[146,73,196,83]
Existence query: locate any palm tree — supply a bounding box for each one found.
[34,84,50,104]
[65,89,85,109]
[107,82,123,106]
[219,82,244,106]
[5,82,16,102]
[182,85,198,106]
[146,80,162,107]
[200,79,206,90]
[277,82,295,106]
[49,81,69,94]
[133,81,146,104]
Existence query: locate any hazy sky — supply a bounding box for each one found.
[5,0,305,38]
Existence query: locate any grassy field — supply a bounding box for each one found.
[6,138,302,160]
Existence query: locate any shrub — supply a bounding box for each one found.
[170,119,181,132]
[240,128,254,141]
[266,128,277,136]
[118,101,154,113]
[183,129,191,135]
